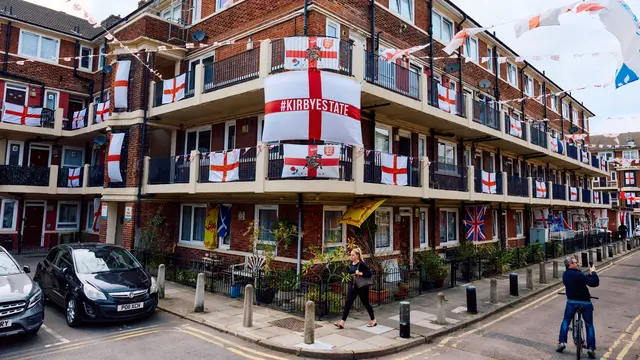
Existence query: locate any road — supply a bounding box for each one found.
[1,255,290,360]
[387,250,640,360]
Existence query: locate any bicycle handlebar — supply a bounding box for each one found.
[557,292,598,299]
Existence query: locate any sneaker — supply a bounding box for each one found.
[587,348,596,359]
[556,343,566,353]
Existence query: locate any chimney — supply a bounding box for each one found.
[101,14,121,29]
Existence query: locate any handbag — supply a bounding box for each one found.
[353,262,373,288]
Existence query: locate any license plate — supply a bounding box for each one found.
[117,302,143,312]
[0,320,11,328]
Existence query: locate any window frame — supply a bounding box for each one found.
[419,208,429,249]
[85,202,99,234]
[254,204,279,254]
[192,0,202,22]
[374,207,394,252]
[61,146,85,168]
[44,89,60,111]
[418,134,427,159]
[4,83,28,106]
[492,209,498,240]
[326,18,341,38]
[162,2,182,22]
[439,208,459,246]
[390,0,415,23]
[551,94,559,112]
[437,139,457,168]
[486,46,494,73]
[179,203,208,244]
[0,199,18,230]
[224,120,236,151]
[572,108,579,125]
[463,36,479,63]
[374,124,393,153]
[523,74,534,96]
[5,140,24,166]
[79,45,93,71]
[515,210,524,237]
[506,62,518,87]
[184,124,212,155]
[623,150,639,160]
[562,101,570,120]
[431,10,454,44]
[18,29,60,63]
[322,205,347,251]
[56,201,81,231]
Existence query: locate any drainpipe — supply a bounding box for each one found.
[100,38,108,102]
[428,0,434,105]
[519,63,529,116]
[457,14,466,114]
[135,51,152,234]
[303,0,308,36]
[297,193,303,275]
[74,40,95,119]
[370,0,376,80]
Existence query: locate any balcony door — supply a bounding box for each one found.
[398,131,411,157]
[28,143,51,167]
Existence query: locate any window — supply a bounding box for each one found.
[5,84,27,106]
[54,250,73,271]
[99,46,106,69]
[611,171,617,181]
[62,147,84,168]
[374,208,393,251]
[623,150,639,160]
[180,204,207,243]
[192,0,202,22]
[5,140,24,166]
[495,51,501,77]
[438,141,456,169]
[507,63,518,87]
[86,202,99,233]
[439,209,458,244]
[390,0,413,21]
[224,121,236,150]
[56,202,80,230]
[463,36,478,62]
[1,199,18,230]
[515,210,523,236]
[255,205,278,253]
[19,30,59,62]
[409,64,420,99]
[44,90,59,111]
[326,19,340,38]
[80,46,92,70]
[418,135,426,158]
[432,11,453,43]
[551,95,558,112]
[562,101,570,119]
[523,74,534,96]
[375,125,392,153]
[184,125,211,154]
[419,209,428,248]
[487,47,494,73]
[162,3,182,22]
[572,108,579,125]
[492,210,498,240]
[624,171,635,186]
[323,206,346,251]
[538,83,543,102]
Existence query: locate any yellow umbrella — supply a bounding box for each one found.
[337,198,387,227]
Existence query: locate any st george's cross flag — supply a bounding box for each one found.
[482,171,497,194]
[162,73,186,104]
[514,5,569,38]
[72,108,86,129]
[581,150,589,164]
[209,150,240,182]
[381,153,408,186]
[464,206,487,242]
[570,186,578,201]
[2,103,42,126]
[533,208,550,228]
[284,36,340,70]
[92,197,101,232]
[510,117,523,137]
[443,28,486,54]
[282,144,341,178]
[262,70,363,146]
[107,133,125,183]
[113,60,131,109]
[437,84,457,114]
[594,191,600,204]
[68,168,81,187]
[95,101,110,123]
[536,181,547,198]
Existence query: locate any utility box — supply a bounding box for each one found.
[529,228,548,244]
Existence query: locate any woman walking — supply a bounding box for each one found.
[334,248,377,328]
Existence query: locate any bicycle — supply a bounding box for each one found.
[558,292,598,360]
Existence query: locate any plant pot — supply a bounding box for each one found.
[230,285,241,298]
[435,278,446,288]
[421,279,435,291]
[369,289,389,303]
[256,288,276,304]
[394,289,408,299]
[331,283,343,294]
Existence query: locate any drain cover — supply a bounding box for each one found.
[269,317,321,332]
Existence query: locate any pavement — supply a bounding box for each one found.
[155,242,640,359]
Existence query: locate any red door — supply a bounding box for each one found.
[23,205,44,249]
[29,147,49,167]
[400,215,411,261]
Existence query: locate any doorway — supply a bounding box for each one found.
[68,98,85,119]
[22,202,45,249]
[28,144,51,167]
[399,208,413,267]
[398,132,411,157]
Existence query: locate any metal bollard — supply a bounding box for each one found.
[581,252,589,267]
[399,301,410,338]
[526,268,533,289]
[243,284,254,327]
[490,279,498,304]
[609,245,614,257]
[539,262,547,284]
[304,301,315,344]
[602,246,608,260]
[588,249,594,264]
[509,273,519,296]
[626,240,631,251]
[466,286,477,315]
[553,261,559,279]
[596,248,602,262]
[436,293,447,325]
[157,264,166,300]
[194,273,205,313]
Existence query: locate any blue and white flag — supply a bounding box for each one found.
[217,205,231,239]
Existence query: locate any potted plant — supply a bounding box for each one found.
[433,264,449,288]
[458,241,479,282]
[481,246,513,276]
[275,268,298,307]
[416,250,442,290]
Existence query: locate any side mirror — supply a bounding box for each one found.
[23,265,31,274]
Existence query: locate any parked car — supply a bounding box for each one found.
[34,243,158,327]
[0,246,44,337]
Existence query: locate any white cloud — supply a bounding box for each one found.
[26,0,138,26]
[451,0,640,134]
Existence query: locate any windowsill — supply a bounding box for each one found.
[17,53,58,65]
[0,229,18,234]
[437,241,460,248]
[476,239,499,245]
[177,241,208,250]
[218,244,230,250]
[55,228,80,232]
[416,245,430,251]
[84,230,99,235]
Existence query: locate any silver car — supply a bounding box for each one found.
[0,246,44,337]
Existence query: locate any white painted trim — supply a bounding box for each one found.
[418,134,427,159]
[515,210,524,236]
[374,207,394,252]
[322,205,347,251]
[43,89,60,111]
[506,62,518,88]
[18,29,60,64]
[5,140,25,166]
[184,124,212,155]
[79,45,93,71]
[523,73,534,96]
[56,201,81,231]
[375,124,393,153]
[3,83,28,107]
[492,209,499,240]
[439,207,459,246]
[22,200,47,247]
[419,207,429,249]
[431,8,454,44]
[463,35,479,63]
[325,18,341,38]
[218,203,232,250]
[254,204,279,254]
[61,146,85,168]
[85,202,98,234]
[388,0,415,24]
[192,0,203,23]
[27,143,52,167]
[0,199,19,230]
[224,120,237,151]
[257,114,265,144]
[179,203,208,244]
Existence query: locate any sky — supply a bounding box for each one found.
[27,0,640,135]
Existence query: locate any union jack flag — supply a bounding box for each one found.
[464,206,486,242]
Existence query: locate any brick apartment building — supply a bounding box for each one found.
[0,0,611,271]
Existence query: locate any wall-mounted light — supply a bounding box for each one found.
[414,208,419,217]
[394,134,400,142]
[241,124,249,133]
[238,210,245,221]
[30,88,37,97]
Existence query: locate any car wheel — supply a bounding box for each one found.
[65,296,80,327]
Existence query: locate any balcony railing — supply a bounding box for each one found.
[553,184,566,200]
[472,100,499,130]
[582,188,591,203]
[271,37,353,76]
[203,48,260,92]
[153,70,196,107]
[200,147,257,183]
[88,164,104,187]
[473,168,503,194]
[591,154,599,169]
[603,192,610,204]
[62,114,89,130]
[57,166,84,188]
[363,150,420,187]
[427,80,466,118]
[0,165,49,186]
[530,126,547,149]
[507,175,528,197]
[430,161,467,191]
[364,50,420,100]
[41,108,55,128]
[566,144,579,160]
[148,157,191,185]
[504,114,527,141]
[268,145,352,181]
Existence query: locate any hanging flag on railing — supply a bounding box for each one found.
[2,103,42,127]
[209,150,240,182]
[284,37,340,70]
[72,109,86,129]
[113,60,131,109]
[95,101,110,123]
[482,171,497,194]
[464,206,487,242]
[162,73,186,104]
[381,153,408,186]
[536,181,547,198]
[68,168,81,187]
[282,144,340,178]
[437,84,457,114]
[509,117,523,137]
[107,133,125,183]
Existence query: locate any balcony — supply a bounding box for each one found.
[201,148,257,183]
[272,38,353,77]
[505,115,527,141]
[153,71,196,107]
[57,166,84,188]
[553,184,566,200]
[0,165,50,186]
[0,164,100,194]
[603,192,610,204]
[88,164,104,187]
[582,188,592,203]
[530,126,547,149]
[591,154,600,169]
[473,168,503,195]
[364,50,420,100]
[472,100,500,130]
[204,48,260,92]
[148,157,191,184]
[362,150,420,187]
[430,161,467,192]
[267,145,352,182]
[507,175,529,197]
[566,144,579,161]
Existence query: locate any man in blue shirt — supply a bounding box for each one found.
[556,256,599,358]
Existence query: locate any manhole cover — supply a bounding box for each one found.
[269,317,321,332]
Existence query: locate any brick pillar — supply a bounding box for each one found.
[122,202,138,250]
[126,124,149,188]
[99,201,108,243]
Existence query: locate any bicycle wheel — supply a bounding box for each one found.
[575,313,583,360]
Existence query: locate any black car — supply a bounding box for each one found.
[34,243,158,327]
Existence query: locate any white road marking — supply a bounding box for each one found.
[41,324,69,347]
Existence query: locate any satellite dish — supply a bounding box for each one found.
[568,126,578,134]
[479,79,492,89]
[102,64,113,74]
[93,135,107,146]
[444,63,460,73]
[192,30,207,42]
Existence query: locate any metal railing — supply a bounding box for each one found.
[203,48,260,92]
[153,70,196,107]
[363,150,420,187]
[148,157,191,184]
[270,37,353,77]
[507,175,528,197]
[200,147,257,183]
[582,188,591,203]
[603,192,610,204]
[530,126,547,149]
[430,161,467,191]
[591,154,599,169]
[364,50,420,100]
[0,165,50,186]
[57,166,84,188]
[566,144,579,160]
[474,168,502,194]
[504,114,527,141]
[472,100,499,130]
[267,145,352,181]
[552,184,566,200]
[88,164,104,187]
[41,108,55,128]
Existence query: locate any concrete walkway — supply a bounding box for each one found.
[157,242,640,359]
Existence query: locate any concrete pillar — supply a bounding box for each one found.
[157,264,166,299]
[526,268,533,289]
[436,293,447,325]
[553,261,559,279]
[539,262,547,284]
[194,273,205,313]
[304,301,315,344]
[243,284,254,327]
[490,279,498,304]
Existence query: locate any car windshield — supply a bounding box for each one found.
[73,247,142,274]
[0,252,21,276]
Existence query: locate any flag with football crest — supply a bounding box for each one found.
[464,205,487,242]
